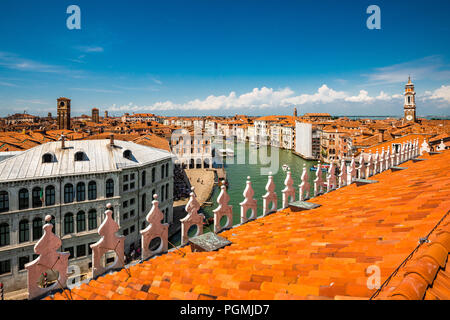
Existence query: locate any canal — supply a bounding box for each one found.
[169,142,318,246]
[202,142,318,225]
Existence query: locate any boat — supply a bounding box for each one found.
[310,165,329,172]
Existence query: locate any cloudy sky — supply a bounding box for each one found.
[0,0,449,117]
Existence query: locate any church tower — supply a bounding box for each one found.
[57,97,71,130]
[404,76,416,123]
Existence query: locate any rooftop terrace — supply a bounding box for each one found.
[45,150,450,300]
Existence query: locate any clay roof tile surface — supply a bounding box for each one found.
[45,150,450,300]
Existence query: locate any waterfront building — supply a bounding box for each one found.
[171,129,213,169]
[121,113,160,123]
[0,137,174,292]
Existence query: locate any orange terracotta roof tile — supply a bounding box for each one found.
[45,150,450,300]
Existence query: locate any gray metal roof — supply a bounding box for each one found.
[0,139,173,182]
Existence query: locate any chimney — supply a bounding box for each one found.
[110,134,114,146]
[61,135,65,149]
[378,133,383,144]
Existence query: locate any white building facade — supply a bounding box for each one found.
[0,138,174,293]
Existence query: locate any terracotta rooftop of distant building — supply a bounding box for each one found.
[45,150,450,300]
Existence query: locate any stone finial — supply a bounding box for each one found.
[347,156,356,185]
[420,138,430,155]
[338,159,347,188]
[262,172,277,216]
[240,176,257,223]
[299,164,310,201]
[383,147,388,169]
[180,191,204,245]
[410,140,415,158]
[140,194,169,260]
[282,170,295,208]
[25,215,69,300]
[314,161,324,196]
[366,152,373,177]
[415,138,420,157]
[374,150,379,174]
[90,208,125,278]
[213,184,233,233]
[437,139,446,151]
[357,154,366,179]
[326,162,337,192]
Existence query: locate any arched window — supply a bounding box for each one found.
[19,188,29,210]
[88,181,97,200]
[64,184,74,203]
[161,185,165,202]
[165,163,169,178]
[42,153,53,163]
[32,218,43,240]
[76,182,86,202]
[76,211,86,232]
[0,191,8,213]
[0,223,9,247]
[106,179,114,198]
[32,187,42,208]
[141,194,146,213]
[161,165,165,179]
[88,209,97,230]
[45,185,55,206]
[141,171,146,187]
[74,151,85,161]
[151,167,156,183]
[123,150,132,160]
[64,213,74,234]
[19,219,29,243]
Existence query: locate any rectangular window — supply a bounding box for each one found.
[130,198,135,205]
[130,173,135,180]
[18,256,30,270]
[130,209,135,217]
[123,213,128,220]
[130,225,135,233]
[123,229,128,236]
[76,244,86,257]
[65,247,74,259]
[123,201,128,208]
[0,259,11,275]
[124,175,128,182]
[123,184,129,192]
[130,182,135,190]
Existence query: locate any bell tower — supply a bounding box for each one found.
[57,97,71,130]
[404,76,416,123]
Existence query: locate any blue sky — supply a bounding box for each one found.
[0,0,449,117]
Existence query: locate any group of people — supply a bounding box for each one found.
[173,165,191,200]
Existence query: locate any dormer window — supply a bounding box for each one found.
[123,150,132,160]
[74,151,86,161]
[42,153,54,163]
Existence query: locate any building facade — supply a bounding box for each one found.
[0,138,174,293]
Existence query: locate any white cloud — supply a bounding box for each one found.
[423,85,450,106]
[365,55,450,84]
[108,84,411,112]
[77,46,104,53]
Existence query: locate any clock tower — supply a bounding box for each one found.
[404,76,416,122]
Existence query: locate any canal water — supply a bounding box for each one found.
[169,142,318,246]
[203,142,318,224]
